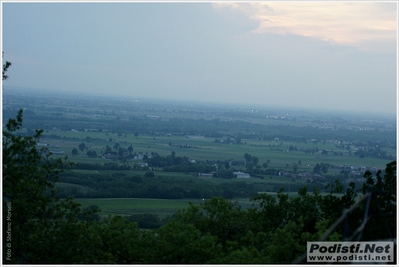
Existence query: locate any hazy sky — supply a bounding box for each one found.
[2,2,397,115]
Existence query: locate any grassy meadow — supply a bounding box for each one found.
[42,129,390,172]
[74,197,269,218]
[75,197,205,218]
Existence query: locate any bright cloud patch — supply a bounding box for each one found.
[213,2,397,52]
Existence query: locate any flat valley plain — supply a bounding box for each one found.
[3,87,396,217]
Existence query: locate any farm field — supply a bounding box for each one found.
[42,129,390,172]
[74,191,345,218]
[75,197,204,218]
[74,197,277,218]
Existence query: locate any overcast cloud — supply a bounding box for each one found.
[2,2,397,115]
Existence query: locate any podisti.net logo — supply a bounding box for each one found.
[307,241,394,263]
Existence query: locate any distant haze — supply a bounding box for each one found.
[2,2,397,115]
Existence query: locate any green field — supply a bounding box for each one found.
[75,197,206,218]
[59,168,309,194]
[74,191,344,218]
[74,197,268,218]
[42,129,390,172]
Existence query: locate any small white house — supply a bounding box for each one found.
[233,171,250,178]
[37,142,48,146]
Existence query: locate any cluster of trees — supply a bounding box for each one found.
[148,152,190,168]
[354,147,395,160]
[86,150,98,158]
[143,151,268,179]
[126,213,164,229]
[72,162,131,171]
[2,110,397,264]
[243,153,259,170]
[71,142,134,161]
[58,170,258,199]
[214,136,242,144]
[145,152,252,178]
[313,162,331,174]
[105,143,134,155]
